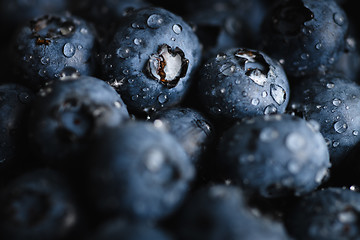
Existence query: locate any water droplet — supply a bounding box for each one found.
[18,92,30,104]
[38,69,47,77]
[171,37,176,41]
[157,94,168,104]
[326,82,334,89]
[40,57,50,65]
[220,88,225,94]
[235,79,241,85]
[301,53,309,60]
[261,91,268,98]
[264,104,278,115]
[242,91,248,97]
[270,84,286,105]
[334,121,348,134]
[147,14,164,28]
[333,12,345,26]
[353,130,359,136]
[77,44,83,50]
[315,42,322,50]
[63,43,76,58]
[216,53,227,61]
[116,48,130,59]
[279,59,285,64]
[333,141,340,147]
[332,98,341,106]
[259,127,279,142]
[220,63,236,76]
[80,28,88,34]
[172,24,182,34]
[251,98,259,106]
[286,132,306,152]
[134,38,142,45]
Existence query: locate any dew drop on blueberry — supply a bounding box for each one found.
[147,14,164,29]
[63,43,76,58]
[220,63,236,76]
[157,94,168,104]
[116,47,131,59]
[172,24,182,34]
[270,84,286,105]
[334,121,348,134]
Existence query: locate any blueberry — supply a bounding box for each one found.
[174,184,289,240]
[261,0,349,77]
[99,7,202,113]
[0,168,79,240]
[0,83,34,164]
[285,187,360,240]
[183,4,252,58]
[92,218,173,240]
[27,75,129,169]
[197,48,290,121]
[183,0,269,41]
[217,114,330,197]
[149,107,214,164]
[289,71,360,167]
[10,13,97,89]
[333,33,360,82]
[87,121,194,221]
[68,0,150,41]
[0,0,67,36]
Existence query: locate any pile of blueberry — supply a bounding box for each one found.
[1,0,360,239]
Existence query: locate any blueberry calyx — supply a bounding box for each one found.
[234,49,270,86]
[55,98,95,142]
[30,15,76,46]
[146,44,189,88]
[59,67,81,81]
[272,0,314,36]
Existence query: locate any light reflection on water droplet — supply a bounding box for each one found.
[334,121,348,134]
[172,24,182,34]
[63,43,76,58]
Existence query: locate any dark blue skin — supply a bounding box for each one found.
[197,48,290,121]
[68,0,150,42]
[92,218,173,240]
[27,75,129,169]
[285,187,360,240]
[100,7,202,113]
[217,114,330,198]
[260,0,349,78]
[87,121,194,221]
[333,31,360,82]
[184,7,252,59]
[149,107,214,164]
[10,13,97,90]
[0,0,67,36]
[289,72,360,167]
[0,168,79,240]
[182,0,269,42]
[174,184,289,240]
[0,83,34,165]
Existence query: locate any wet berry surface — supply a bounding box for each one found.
[0,0,360,239]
